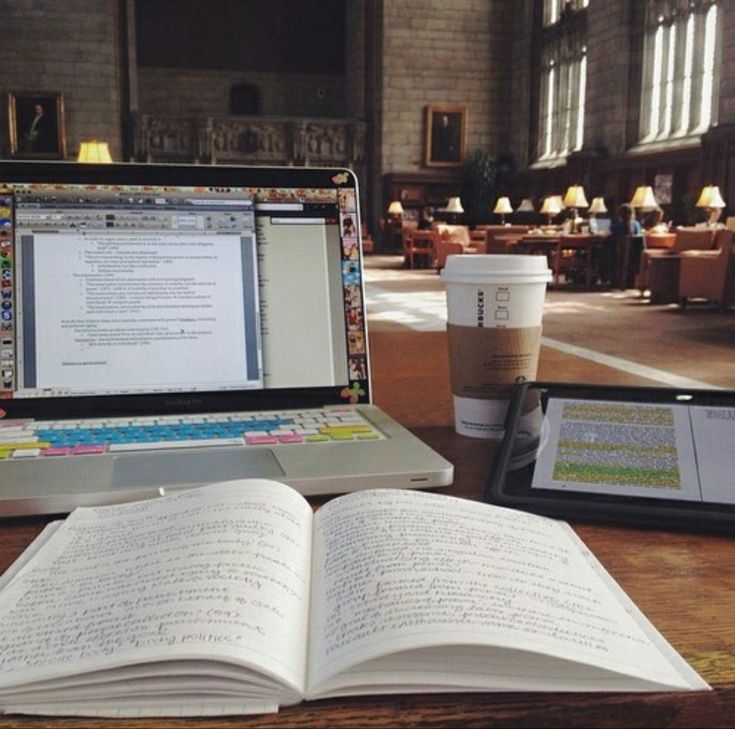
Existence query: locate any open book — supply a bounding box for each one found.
[0,480,707,717]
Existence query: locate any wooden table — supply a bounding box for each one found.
[502,234,609,289]
[556,233,607,288]
[1,329,735,727]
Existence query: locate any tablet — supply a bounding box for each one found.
[485,382,735,532]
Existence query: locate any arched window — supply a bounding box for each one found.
[229,84,262,116]
[537,1,588,162]
[543,0,589,27]
[639,0,720,143]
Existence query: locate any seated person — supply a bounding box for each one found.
[601,203,642,287]
[417,206,434,231]
[642,207,669,234]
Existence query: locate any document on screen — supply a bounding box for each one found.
[25,231,261,395]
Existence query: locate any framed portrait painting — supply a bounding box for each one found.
[8,91,66,159]
[425,105,466,167]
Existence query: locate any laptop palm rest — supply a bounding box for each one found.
[111,448,285,488]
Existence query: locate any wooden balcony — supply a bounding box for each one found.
[131,113,367,168]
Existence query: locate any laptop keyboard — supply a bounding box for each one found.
[0,407,383,460]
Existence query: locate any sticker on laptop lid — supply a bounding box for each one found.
[341,382,365,404]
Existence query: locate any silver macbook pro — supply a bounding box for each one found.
[0,161,452,516]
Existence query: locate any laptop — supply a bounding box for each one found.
[0,161,453,516]
[590,217,611,235]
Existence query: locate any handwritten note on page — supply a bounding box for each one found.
[0,480,313,700]
[307,489,706,694]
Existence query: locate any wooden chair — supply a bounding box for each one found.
[679,229,735,309]
[360,224,374,254]
[402,230,437,269]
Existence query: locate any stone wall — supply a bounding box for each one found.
[0,0,123,160]
[507,0,535,167]
[586,0,633,157]
[717,1,735,125]
[136,68,346,118]
[380,0,512,173]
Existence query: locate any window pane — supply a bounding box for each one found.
[576,55,587,151]
[648,25,664,138]
[537,1,588,160]
[698,4,718,131]
[639,0,720,143]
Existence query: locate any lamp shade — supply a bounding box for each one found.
[445,196,464,214]
[77,141,112,163]
[588,196,608,214]
[629,186,658,210]
[387,200,405,215]
[516,198,535,213]
[563,185,589,209]
[493,196,513,215]
[696,185,726,209]
[540,196,562,216]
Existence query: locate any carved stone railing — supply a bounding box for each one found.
[131,113,367,168]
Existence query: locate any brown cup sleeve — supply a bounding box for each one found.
[447,323,542,399]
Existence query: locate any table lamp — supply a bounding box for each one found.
[540,196,562,226]
[445,197,464,214]
[629,186,658,211]
[445,196,464,223]
[77,140,113,163]
[387,200,404,218]
[493,196,513,225]
[696,185,726,226]
[516,198,535,213]
[588,196,608,233]
[588,197,608,216]
[563,185,589,232]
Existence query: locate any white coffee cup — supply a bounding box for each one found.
[441,255,551,438]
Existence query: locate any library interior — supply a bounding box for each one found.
[0,0,735,726]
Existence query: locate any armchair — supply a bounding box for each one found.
[431,224,480,271]
[433,223,473,247]
[639,228,715,300]
[679,230,735,309]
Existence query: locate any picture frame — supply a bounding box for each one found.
[654,173,673,205]
[424,105,466,167]
[8,91,66,159]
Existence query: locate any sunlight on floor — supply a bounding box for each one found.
[543,299,612,313]
[366,288,447,331]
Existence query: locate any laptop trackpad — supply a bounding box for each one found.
[111,448,285,488]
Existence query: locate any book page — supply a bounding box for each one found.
[0,480,312,699]
[306,489,704,694]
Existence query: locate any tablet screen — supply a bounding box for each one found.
[531,398,735,505]
[486,383,735,531]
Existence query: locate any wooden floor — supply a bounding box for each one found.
[364,256,735,407]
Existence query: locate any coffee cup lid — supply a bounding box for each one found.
[441,254,552,284]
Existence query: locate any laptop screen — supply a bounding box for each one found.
[0,162,368,417]
[591,217,611,235]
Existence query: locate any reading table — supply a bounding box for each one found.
[0,330,735,727]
